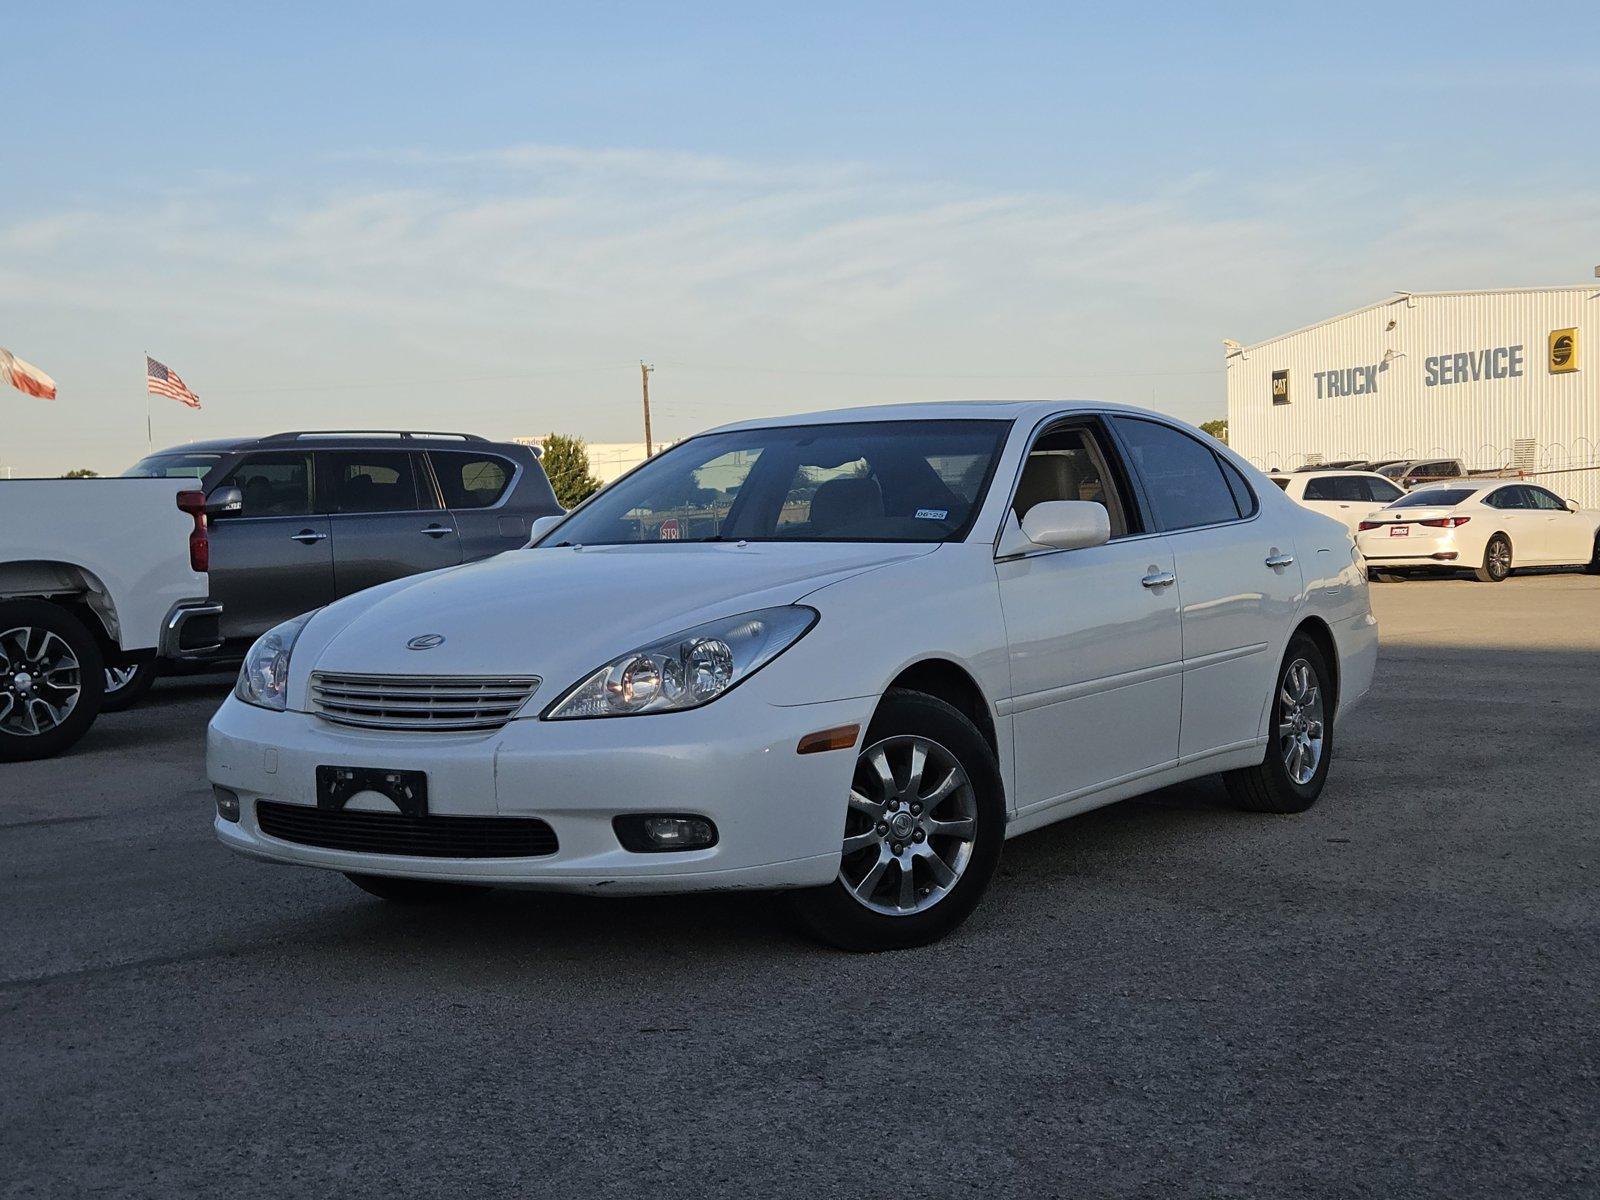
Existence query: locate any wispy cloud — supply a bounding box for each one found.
[1,144,1595,473]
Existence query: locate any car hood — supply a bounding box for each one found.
[289,541,935,704]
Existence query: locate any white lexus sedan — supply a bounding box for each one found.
[207,402,1377,950]
[1356,480,1600,582]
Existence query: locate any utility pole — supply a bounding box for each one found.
[640,361,655,456]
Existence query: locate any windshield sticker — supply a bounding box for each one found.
[914,508,949,520]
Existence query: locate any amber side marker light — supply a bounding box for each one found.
[797,724,861,755]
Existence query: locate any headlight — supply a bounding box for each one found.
[544,606,817,719]
[235,611,317,711]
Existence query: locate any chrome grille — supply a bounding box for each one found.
[309,673,540,732]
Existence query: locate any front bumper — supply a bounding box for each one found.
[207,693,873,893]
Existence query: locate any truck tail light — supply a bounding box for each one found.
[176,490,209,573]
[1419,517,1471,528]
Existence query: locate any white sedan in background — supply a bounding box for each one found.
[1357,481,1600,582]
[1269,470,1408,534]
[208,401,1376,950]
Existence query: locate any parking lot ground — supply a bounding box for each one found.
[3,575,1598,1198]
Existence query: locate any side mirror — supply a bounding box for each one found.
[1567,498,1581,512]
[204,485,243,516]
[528,513,565,544]
[1018,500,1112,551]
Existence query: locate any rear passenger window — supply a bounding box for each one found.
[1110,418,1242,530]
[321,451,425,513]
[1218,457,1258,517]
[431,453,516,509]
[218,453,313,517]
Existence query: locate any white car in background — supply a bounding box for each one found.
[1269,470,1408,534]
[1357,481,1600,582]
[207,401,1377,950]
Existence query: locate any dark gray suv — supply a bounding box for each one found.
[125,430,561,662]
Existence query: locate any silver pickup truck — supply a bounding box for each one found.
[123,430,563,664]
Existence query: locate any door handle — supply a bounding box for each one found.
[289,529,328,544]
[1265,552,1295,569]
[1141,570,1176,589]
[421,524,451,538]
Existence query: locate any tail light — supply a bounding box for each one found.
[1358,520,1383,531]
[1419,516,1471,528]
[176,490,209,573]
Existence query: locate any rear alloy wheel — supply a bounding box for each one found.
[0,600,106,762]
[1476,534,1512,582]
[788,689,1003,951]
[1223,634,1333,814]
[344,873,489,903]
[101,659,158,713]
[1585,531,1600,576]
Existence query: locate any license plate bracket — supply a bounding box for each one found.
[316,766,428,816]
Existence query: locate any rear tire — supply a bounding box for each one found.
[1475,534,1512,582]
[1223,634,1333,815]
[0,599,105,763]
[1585,531,1600,575]
[344,873,489,903]
[101,658,158,713]
[787,689,1004,951]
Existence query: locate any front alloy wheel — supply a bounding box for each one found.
[789,689,1003,951]
[839,735,978,915]
[0,599,105,762]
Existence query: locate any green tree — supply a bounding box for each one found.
[1199,419,1228,445]
[60,468,100,478]
[541,433,602,510]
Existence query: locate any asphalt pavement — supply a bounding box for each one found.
[3,574,1597,1198]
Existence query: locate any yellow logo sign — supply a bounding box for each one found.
[1549,328,1578,374]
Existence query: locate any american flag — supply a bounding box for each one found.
[146,355,201,409]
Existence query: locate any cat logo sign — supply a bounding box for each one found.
[1548,328,1578,374]
[1271,369,1290,405]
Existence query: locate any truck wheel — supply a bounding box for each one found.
[0,599,106,762]
[101,658,158,713]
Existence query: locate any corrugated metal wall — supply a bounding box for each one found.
[1227,288,1600,506]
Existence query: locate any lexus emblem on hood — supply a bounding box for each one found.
[406,634,446,651]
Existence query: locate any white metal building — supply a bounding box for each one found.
[1226,286,1599,506]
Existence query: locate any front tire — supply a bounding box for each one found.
[0,599,105,763]
[788,689,1004,951]
[1475,533,1512,582]
[344,873,489,903]
[1223,634,1333,814]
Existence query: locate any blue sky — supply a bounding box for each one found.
[4,2,1598,473]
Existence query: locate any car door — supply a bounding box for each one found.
[1524,485,1590,562]
[993,418,1183,812]
[1487,485,1553,563]
[206,451,334,641]
[1107,416,1302,763]
[427,449,535,560]
[318,450,464,597]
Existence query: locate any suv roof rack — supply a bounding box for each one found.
[258,430,489,444]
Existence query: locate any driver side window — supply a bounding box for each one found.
[1011,425,1131,538]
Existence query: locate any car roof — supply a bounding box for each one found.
[1271,469,1396,481]
[141,431,520,456]
[704,399,1179,435]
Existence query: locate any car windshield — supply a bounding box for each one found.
[1386,488,1474,508]
[1376,463,1410,479]
[545,419,1010,546]
[122,452,223,480]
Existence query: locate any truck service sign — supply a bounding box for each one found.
[1424,344,1524,387]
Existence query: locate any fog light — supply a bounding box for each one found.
[213,785,241,822]
[613,814,718,852]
